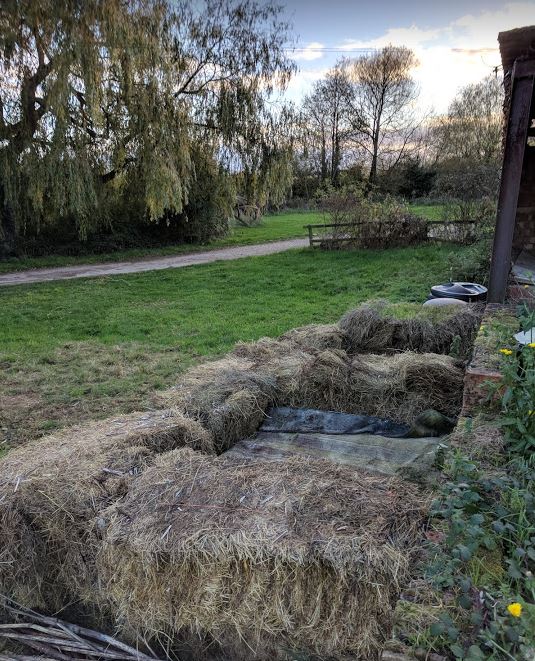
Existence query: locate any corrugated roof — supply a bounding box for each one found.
[499,25,535,70]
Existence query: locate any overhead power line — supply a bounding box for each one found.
[287,47,377,52]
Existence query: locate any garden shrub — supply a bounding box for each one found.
[320,185,428,249]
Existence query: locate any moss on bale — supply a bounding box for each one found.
[98,447,430,660]
[339,300,482,357]
[0,410,211,610]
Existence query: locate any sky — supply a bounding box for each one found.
[280,0,535,113]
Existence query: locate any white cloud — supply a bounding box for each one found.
[290,41,326,61]
[339,25,441,51]
[284,67,329,103]
[292,2,535,112]
[416,2,535,112]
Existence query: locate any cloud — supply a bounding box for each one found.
[339,25,441,51]
[290,41,326,61]
[331,3,535,112]
[283,67,329,103]
[285,2,535,112]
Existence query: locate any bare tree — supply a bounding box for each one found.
[301,63,355,186]
[434,74,504,163]
[346,46,420,186]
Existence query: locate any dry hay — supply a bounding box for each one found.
[97,447,430,660]
[339,300,482,357]
[233,336,298,364]
[233,323,345,364]
[448,418,505,466]
[0,300,472,659]
[280,322,346,351]
[284,349,464,424]
[0,409,211,611]
[156,346,464,441]
[155,357,280,452]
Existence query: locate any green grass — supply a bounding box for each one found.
[0,243,468,446]
[0,210,323,274]
[0,206,444,274]
[410,204,444,221]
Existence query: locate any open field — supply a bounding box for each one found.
[0,242,469,448]
[0,205,443,274]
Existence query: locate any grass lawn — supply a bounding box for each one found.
[410,204,444,221]
[0,242,468,448]
[0,205,443,274]
[0,210,324,274]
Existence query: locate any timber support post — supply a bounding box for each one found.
[488,60,535,302]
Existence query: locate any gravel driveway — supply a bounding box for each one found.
[0,238,309,287]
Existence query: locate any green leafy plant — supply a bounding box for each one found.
[421,306,535,659]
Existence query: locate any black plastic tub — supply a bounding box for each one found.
[429,282,487,303]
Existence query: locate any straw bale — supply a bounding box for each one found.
[233,336,297,363]
[0,409,211,610]
[233,323,345,364]
[156,357,279,452]
[339,301,482,357]
[98,447,429,660]
[157,348,464,443]
[285,350,464,424]
[280,322,346,351]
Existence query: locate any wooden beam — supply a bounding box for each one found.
[488,62,535,303]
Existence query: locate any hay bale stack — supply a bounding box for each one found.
[98,447,429,660]
[157,348,464,438]
[156,357,279,452]
[233,323,345,364]
[280,322,346,350]
[286,350,464,424]
[339,300,482,357]
[0,410,211,610]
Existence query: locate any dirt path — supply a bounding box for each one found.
[0,238,309,287]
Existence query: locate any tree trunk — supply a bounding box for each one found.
[320,129,328,182]
[368,136,379,186]
[332,133,341,187]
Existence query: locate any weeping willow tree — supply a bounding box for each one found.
[221,90,296,217]
[0,0,294,257]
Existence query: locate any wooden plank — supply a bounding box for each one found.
[488,63,535,302]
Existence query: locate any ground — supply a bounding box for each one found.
[0,238,470,449]
[0,205,443,273]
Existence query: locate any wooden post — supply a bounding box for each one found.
[488,60,535,302]
[306,225,313,247]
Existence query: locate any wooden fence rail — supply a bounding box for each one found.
[303,220,479,248]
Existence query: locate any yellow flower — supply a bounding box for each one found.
[507,602,523,618]
[499,348,513,356]
[528,342,535,348]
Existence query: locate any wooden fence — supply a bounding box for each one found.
[304,220,479,248]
